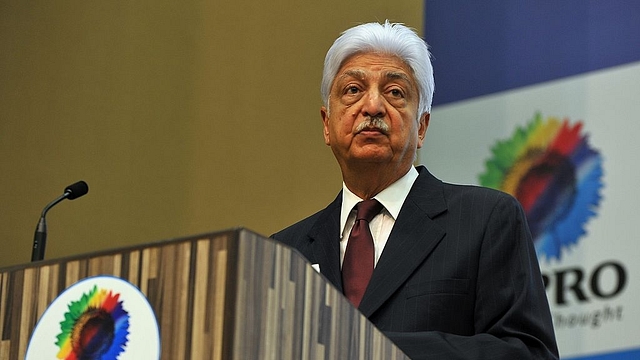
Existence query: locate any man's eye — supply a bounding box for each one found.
[390,89,404,97]
[346,86,360,94]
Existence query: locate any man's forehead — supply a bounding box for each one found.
[339,52,410,70]
[333,53,417,90]
[337,69,412,83]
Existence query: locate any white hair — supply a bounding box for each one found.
[321,21,435,115]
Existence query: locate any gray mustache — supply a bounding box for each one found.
[355,116,390,133]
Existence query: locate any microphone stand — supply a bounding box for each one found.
[31,193,69,262]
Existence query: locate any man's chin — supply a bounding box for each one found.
[347,149,393,164]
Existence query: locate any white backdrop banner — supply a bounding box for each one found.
[420,62,640,359]
[423,2,640,358]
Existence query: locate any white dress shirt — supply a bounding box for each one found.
[339,166,419,268]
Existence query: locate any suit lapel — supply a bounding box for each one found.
[307,193,343,291]
[359,167,448,317]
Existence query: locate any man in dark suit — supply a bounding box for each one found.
[272,21,559,359]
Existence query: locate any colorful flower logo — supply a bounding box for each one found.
[55,285,130,359]
[479,113,604,261]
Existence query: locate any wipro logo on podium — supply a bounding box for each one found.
[479,113,603,261]
[26,276,160,359]
[54,285,130,359]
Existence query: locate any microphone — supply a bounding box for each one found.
[31,181,89,262]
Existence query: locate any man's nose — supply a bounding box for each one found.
[362,91,386,118]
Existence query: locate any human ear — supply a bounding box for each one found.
[417,113,430,148]
[321,106,331,146]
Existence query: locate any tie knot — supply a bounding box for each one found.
[355,199,383,222]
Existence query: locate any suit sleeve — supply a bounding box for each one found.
[383,195,559,360]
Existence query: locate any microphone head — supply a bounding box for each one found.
[64,181,89,200]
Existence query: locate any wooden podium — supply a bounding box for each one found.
[0,228,408,359]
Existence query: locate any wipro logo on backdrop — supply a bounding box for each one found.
[478,114,628,330]
[479,113,604,261]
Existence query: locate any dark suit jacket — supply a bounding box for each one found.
[272,166,559,359]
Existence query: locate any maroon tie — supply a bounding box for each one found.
[342,199,384,308]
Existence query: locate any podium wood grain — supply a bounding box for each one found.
[0,228,408,359]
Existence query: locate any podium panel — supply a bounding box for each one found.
[0,228,408,359]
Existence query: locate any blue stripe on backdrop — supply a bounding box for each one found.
[565,347,640,360]
[424,0,640,106]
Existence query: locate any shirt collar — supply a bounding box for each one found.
[340,166,419,235]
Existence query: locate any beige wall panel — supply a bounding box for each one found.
[0,1,423,267]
